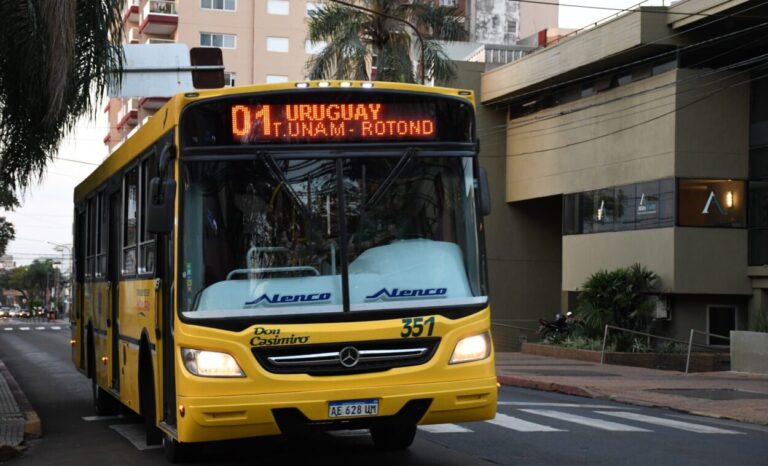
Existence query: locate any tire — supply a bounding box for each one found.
[93,381,120,416]
[163,432,195,463]
[370,424,417,451]
[139,349,163,446]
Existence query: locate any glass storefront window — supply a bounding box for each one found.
[678,179,746,227]
[592,188,615,232]
[614,184,636,231]
[635,181,660,229]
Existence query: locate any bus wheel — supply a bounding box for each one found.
[370,424,417,451]
[92,381,119,416]
[163,433,194,463]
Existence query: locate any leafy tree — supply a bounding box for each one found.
[575,264,659,343]
[0,0,124,199]
[0,217,14,256]
[306,0,467,83]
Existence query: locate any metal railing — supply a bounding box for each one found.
[600,324,729,373]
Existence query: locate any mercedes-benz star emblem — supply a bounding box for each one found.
[339,346,360,368]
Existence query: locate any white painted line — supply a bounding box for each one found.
[19,327,30,331]
[82,415,125,422]
[419,424,473,434]
[486,413,564,432]
[35,327,45,330]
[499,402,633,409]
[3,328,12,331]
[109,424,162,450]
[597,411,743,435]
[51,326,62,330]
[519,409,651,432]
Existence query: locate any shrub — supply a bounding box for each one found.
[575,264,659,350]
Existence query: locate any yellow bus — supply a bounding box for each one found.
[72,80,496,462]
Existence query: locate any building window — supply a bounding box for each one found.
[440,0,457,6]
[306,2,320,16]
[305,40,327,55]
[268,0,289,15]
[678,179,746,228]
[707,305,736,346]
[266,37,289,53]
[748,180,768,265]
[266,74,288,84]
[200,32,236,49]
[224,71,236,87]
[201,0,235,11]
[563,178,675,235]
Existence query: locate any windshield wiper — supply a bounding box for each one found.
[364,147,417,209]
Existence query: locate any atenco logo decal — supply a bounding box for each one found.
[365,287,447,301]
[245,292,331,307]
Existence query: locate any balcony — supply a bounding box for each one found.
[139,1,178,36]
[139,97,170,111]
[123,0,140,23]
[128,27,140,44]
[116,99,139,129]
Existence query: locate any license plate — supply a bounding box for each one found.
[328,399,379,418]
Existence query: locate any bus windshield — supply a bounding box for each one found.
[181,154,486,318]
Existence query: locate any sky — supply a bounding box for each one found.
[1,0,671,267]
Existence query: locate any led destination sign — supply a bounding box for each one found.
[230,103,437,143]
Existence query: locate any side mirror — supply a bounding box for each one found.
[479,167,491,217]
[146,177,176,234]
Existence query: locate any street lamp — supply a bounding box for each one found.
[47,242,72,319]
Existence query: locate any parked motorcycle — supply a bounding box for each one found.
[538,311,574,339]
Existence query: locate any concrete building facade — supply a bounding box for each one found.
[478,0,768,348]
[105,0,325,151]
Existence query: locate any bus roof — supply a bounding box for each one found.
[74,81,474,202]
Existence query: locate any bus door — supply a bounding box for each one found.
[109,190,121,391]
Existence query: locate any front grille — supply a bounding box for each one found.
[252,338,440,375]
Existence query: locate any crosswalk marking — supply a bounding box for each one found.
[487,413,565,432]
[519,409,651,432]
[34,327,45,330]
[419,424,473,434]
[19,327,30,331]
[3,328,12,331]
[498,402,631,409]
[51,326,61,330]
[596,411,743,434]
[0,326,65,332]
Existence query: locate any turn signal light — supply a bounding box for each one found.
[101,356,109,365]
[70,339,77,346]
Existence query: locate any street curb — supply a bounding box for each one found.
[0,361,41,438]
[496,375,596,398]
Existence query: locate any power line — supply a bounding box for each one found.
[477,69,768,159]
[485,1,768,102]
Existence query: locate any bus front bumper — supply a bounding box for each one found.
[175,376,498,443]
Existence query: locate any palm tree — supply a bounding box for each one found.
[0,0,124,200]
[306,0,467,84]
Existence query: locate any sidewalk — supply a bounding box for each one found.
[496,352,768,425]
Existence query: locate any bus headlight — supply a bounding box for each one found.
[449,333,491,364]
[181,348,245,377]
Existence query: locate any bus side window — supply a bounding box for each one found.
[122,167,139,276]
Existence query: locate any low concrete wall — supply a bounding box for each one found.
[731,331,768,374]
[522,343,729,372]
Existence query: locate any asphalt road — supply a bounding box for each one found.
[1,318,767,465]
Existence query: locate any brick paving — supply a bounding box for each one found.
[0,363,25,447]
[496,352,768,425]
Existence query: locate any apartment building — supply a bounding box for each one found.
[475,0,768,349]
[105,0,326,151]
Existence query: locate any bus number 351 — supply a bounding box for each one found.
[401,316,435,338]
